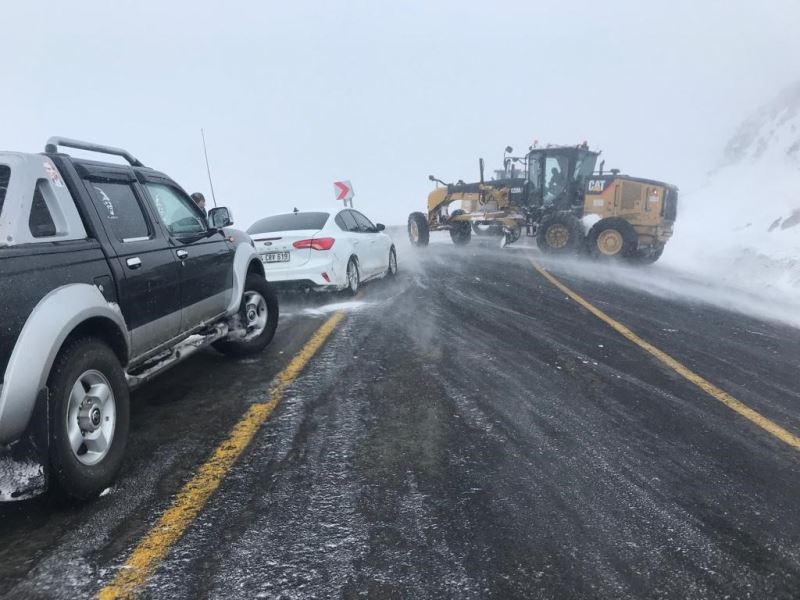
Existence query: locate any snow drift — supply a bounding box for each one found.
[662,81,800,301]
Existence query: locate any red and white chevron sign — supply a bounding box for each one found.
[334,180,354,202]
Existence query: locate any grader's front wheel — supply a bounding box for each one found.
[408,212,430,247]
[449,210,472,246]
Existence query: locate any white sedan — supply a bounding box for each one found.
[247,209,397,294]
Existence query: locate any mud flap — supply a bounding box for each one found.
[0,388,49,501]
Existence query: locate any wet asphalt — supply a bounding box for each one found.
[1,236,799,599]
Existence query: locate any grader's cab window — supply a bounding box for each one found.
[573,153,598,183]
[544,155,569,203]
[528,156,543,195]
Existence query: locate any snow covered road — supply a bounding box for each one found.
[1,239,799,599]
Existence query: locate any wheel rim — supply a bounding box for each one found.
[65,369,116,466]
[545,224,570,249]
[348,261,359,292]
[389,251,397,274]
[242,291,268,340]
[409,221,419,242]
[597,229,624,256]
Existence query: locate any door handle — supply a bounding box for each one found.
[176,250,189,260]
[126,257,142,269]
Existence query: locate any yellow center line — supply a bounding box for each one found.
[97,310,345,600]
[529,257,800,452]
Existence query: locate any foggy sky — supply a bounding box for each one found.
[3,0,800,227]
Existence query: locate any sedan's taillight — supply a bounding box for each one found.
[293,237,335,251]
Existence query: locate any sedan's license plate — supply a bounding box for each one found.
[262,251,290,263]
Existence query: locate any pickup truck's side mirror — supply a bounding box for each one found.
[208,206,233,229]
[375,223,386,232]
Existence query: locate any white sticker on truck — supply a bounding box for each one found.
[43,161,64,187]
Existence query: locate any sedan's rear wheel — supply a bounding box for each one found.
[346,257,360,295]
[387,247,398,277]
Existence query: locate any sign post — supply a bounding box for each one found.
[334,180,354,207]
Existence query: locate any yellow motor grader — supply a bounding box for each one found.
[407,143,678,263]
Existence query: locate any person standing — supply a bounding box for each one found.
[191,192,207,216]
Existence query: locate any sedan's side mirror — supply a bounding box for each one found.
[208,206,233,229]
[375,223,385,232]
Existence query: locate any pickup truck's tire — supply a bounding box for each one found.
[47,337,129,500]
[214,274,279,357]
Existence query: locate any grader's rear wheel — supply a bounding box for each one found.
[587,218,638,260]
[630,245,665,265]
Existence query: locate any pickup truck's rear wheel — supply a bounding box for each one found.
[214,273,279,357]
[48,337,129,500]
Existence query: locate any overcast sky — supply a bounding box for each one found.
[3,0,800,226]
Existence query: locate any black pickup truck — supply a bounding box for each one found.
[0,138,279,500]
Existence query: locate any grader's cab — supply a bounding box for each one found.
[408,143,678,264]
[525,146,599,212]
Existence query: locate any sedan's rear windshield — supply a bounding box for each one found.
[0,165,10,217]
[247,212,329,234]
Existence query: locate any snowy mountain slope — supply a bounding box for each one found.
[662,81,800,299]
[722,80,800,167]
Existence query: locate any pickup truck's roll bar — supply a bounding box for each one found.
[44,136,145,167]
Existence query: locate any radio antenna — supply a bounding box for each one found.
[201,128,218,207]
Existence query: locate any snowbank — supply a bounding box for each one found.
[661,83,800,304]
[663,164,800,297]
